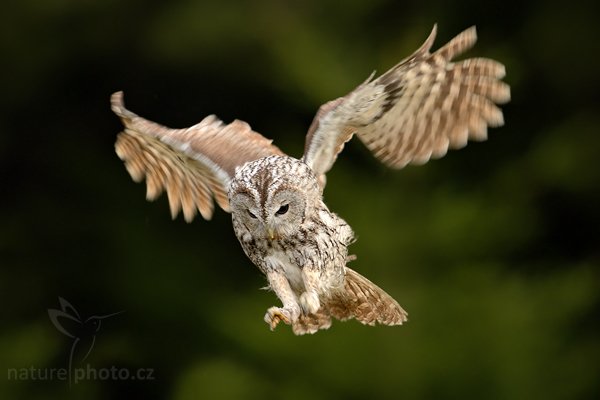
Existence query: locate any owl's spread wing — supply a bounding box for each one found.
[302,25,510,186]
[112,91,284,222]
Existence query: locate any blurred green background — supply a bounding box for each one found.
[1,0,599,399]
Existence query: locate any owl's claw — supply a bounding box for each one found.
[264,306,298,331]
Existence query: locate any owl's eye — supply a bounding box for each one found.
[247,210,257,219]
[276,204,289,215]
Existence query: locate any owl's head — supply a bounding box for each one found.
[229,155,321,240]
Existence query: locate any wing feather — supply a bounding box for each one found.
[302,25,510,184]
[112,91,284,221]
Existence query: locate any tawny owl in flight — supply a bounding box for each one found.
[112,25,510,335]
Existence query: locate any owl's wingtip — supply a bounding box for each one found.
[111,90,140,122]
[111,91,127,117]
[110,91,124,111]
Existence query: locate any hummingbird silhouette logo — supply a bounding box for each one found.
[48,297,122,381]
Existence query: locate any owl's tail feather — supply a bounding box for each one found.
[291,267,407,335]
[330,267,408,326]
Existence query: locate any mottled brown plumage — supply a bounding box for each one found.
[112,25,509,334]
[112,92,283,221]
[303,25,510,184]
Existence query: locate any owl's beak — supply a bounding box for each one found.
[266,226,276,241]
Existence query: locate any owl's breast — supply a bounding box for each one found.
[231,206,353,292]
[267,249,305,293]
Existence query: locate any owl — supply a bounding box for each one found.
[112,25,510,335]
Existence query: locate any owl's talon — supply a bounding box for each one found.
[264,306,295,331]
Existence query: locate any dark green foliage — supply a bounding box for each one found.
[1,0,598,399]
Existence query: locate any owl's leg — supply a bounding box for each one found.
[299,266,321,315]
[264,270,301,331]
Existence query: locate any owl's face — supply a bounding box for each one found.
[229,156,321,241]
